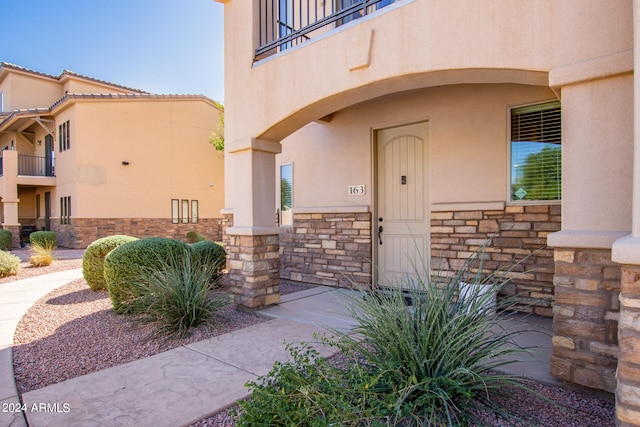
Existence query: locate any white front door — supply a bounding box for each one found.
[376,121,429,285]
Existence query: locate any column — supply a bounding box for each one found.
[611,2,640,424]
[224,138,281,308]
[1,150,20,248]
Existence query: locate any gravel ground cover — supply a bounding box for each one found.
[10,257,615,426]
[192,357,616,427]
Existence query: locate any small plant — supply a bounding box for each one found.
[30,231,56,247]
[0,251,20,277]
[126,248,229,337]
[0,230,12,250]
[236,340,382,426]
[104,237,190,313]
[238,241,535,425]
[186,231,205,243]
[83,235,138,291]
[28,240,56,267]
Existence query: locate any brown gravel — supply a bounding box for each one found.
[10,258,615,426]
[0,258,84,286]
[192,360,616,427]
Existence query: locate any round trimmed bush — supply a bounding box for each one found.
[0,250,20,277]
[104,237,190,313]
[30,231,56,247]
[83,235,139,291]
[0,230,12,251]
[190,241,226,282]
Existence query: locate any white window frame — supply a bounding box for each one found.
[508,100,562,205]
[171,199,180,224]
[280,162,293,226]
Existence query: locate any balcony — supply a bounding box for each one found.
[257,0,396,60]
[0,151,56,187]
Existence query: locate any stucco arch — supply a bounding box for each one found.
[258,67,549,143]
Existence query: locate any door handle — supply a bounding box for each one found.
[378,225,383,245]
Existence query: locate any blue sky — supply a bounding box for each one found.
[0,0,225,103]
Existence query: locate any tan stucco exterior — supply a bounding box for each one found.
[0,63,224,248]
[219,0,639,422]
[222,0,633,242]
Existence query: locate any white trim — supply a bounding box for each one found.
[431,201,505,212]
[547,230,629,250]
[612,235,640,265]
[226,226,281,236]
[293,205,370,214]
[507,99,562,204]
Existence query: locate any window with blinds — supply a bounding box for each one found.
[510,101,561,202]
[280,163,293,225]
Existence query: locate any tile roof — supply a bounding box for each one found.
[0,62,148,94]
[0,63,221,132]
[50,92,217,109]
[0,93,219,131]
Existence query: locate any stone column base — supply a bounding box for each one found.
[225,234,280,308]
[617,266,640,426]
[2,224,21,249]
[550,247,619,393]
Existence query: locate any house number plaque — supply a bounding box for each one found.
[348,185,365,195]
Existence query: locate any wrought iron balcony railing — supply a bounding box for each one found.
[256,0,396,59]
[18,155,55,177]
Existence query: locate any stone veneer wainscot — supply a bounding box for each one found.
[280,210,372,288]
[430,204,560,317]
[50,218,223,248]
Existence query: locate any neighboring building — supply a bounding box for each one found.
[218,0,638,424]
[0,63,224,248]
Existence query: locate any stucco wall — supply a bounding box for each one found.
[65,99,224,219]
[277,83,555,209]
[560,74,634,233]
[224,0,632,149]
[0,72,61,111]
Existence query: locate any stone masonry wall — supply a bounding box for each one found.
[430,205,560,317]
[226,234,280,308]
[617,266,640,425]
[550,248,620,393]
[280,212,372,288]
[51,218,223,248]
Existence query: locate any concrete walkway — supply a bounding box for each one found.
[0,267,557,427]
[0,268,85,427]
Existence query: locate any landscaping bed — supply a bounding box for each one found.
[10,258,615,426]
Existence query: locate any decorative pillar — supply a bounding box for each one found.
[610,3,640,425]
[225,138,281,308]
[1,150,20,248]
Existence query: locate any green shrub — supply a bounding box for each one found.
[186,231,205,243]
[238,242,534,426]
[126,248,229,337]
[104,237,190,313]
[0,251,20,277]
[0,230,11,251]
[29,240,56,267]
[83,235,138,291]
[236,340,382,426]
[190,240,226,282]
[30,231,56,247]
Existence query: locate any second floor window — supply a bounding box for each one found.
[59,120,70,152]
